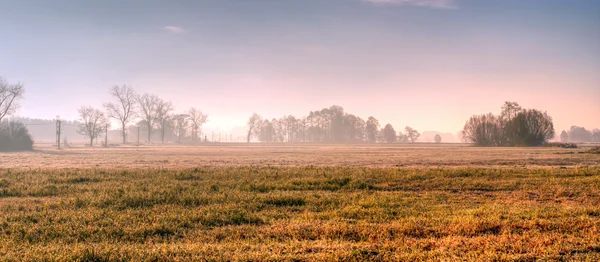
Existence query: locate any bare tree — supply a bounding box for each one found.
[155,99,174,143]
[173,114,189,143]
[189,108,208,142]
[247,113,262,143]
[77,106,108,147]
[501,101,523,144]
[0,77,25,123]
[461,113,504,146]
[501,101,522,123]
[434,134,442,143]
[104,85,137,144]
[405,126,420,143]
[136,93,159,142]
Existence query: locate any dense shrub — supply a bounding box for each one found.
[0,121,34,151]
[462,104,555,147]
[461,113,504,146]
[508,109,555,146]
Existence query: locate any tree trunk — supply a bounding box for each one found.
[90,138,94,147]
[122,122,126,144]
[247,130,251,143]
[147,124,152,142]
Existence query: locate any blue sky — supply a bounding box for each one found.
[1,0,599,134]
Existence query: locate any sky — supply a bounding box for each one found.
[1,0,599,136]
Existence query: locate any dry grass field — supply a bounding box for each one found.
[0,144,599,261]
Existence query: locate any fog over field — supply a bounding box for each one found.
[1,0,599,137]
[1,0,600,261]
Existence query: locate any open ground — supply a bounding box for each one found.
[0,144,599,261]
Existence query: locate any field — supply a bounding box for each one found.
[1,144,599,261]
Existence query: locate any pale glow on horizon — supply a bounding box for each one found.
[2,0,598,137]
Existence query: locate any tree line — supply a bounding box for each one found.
[559,126,600,143]
[77,85,209,146]
[2,76,598,149]
[245,105,423,144]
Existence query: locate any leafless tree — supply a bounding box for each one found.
[154,99,173,143]
[247,113,262,143]
[405,126,420,143]
[136,93,159,142]
[189,108,208,142]
[0,77,25,123]
[104,85,137,144]
[173,114,189,143]
[461,113,504,146]
[501,101,522,123]
[77,106,108,147]
[501,101,523,144]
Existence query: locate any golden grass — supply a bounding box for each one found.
[0,145,599,261]
[2,143,599,169]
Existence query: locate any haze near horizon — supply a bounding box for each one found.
[1,0,599,135]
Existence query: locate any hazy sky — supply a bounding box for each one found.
[1,0,599,134]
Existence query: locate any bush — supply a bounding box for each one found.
[462,104,555,147]
[508,109,555,146]
[0,121,34,152]
[461,113,504,146]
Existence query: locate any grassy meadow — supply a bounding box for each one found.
[0,144,599,261]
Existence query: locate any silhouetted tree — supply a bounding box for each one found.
[247,113,262,143]
[434,134,442,143]
[136,93,159,142]
[77,106,108,147]
[501,101,523,145]
[0,121,33,151]
[0,77,25,123]
[560,130,569,143]
[509,109,555,146]
[188,108,208,142]
[461,113,503,146]
[405,126,420,143]
[104,85,137,144]
[382,124,396,143]
[501,101,522,123]
[462,103,555,147]
[365,117,379,143]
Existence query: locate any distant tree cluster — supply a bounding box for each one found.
[0,121,33,151]
[0,77,32,151]
[78,85,209,146]
[559,126,600,143]
[462,102,555,146]
[246,105,420,143]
